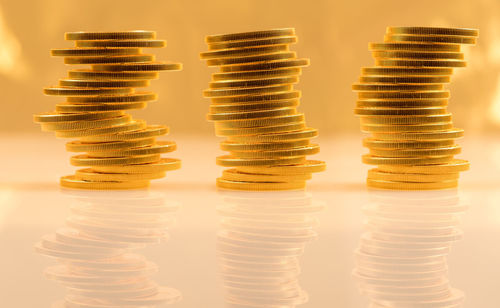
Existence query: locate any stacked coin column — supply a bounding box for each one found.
[201,28,325,191]
[34,31,182,190]
[353,27,478,190]
[36,191,182,307]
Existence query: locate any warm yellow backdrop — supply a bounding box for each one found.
[0,0,499,135]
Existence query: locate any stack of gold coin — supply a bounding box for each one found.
[201,28,326,191]
[353,27,478,190]
[34,31,182,189]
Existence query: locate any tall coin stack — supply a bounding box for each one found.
[353,27,478,190]
[34,31,182,190]
[201,28,326,191]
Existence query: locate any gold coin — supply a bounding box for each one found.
[385,34,477,44]
[210,90,300,104]
[34,110,123,123]
[76,39,166,48]
[215,122,306,137]
[361,122,453,132]
[369,145,461,157]
[200,44,288,59]
[366,178,458,190]
[80,125,168,142]
[362,154,454,165]
[209,99,299,113]
[216,178,306,191]
[66,137,155,152]
[377,159,470,174]
[229,144,319,158]
[220,58,309,73]
[228,128,317,142]
[55,120,146,138]
[375,59,466,68]
[372,51,464,60]
[361,67,453,76]
[355,107,447,116]
[356,99,448,108]
[358,91,449,99]
[352,83,444,91]
[363,138,455,149]
[206,28,295,43]
[368,168,460,182]
[60,175,150,190]
[369,43,461,52]
[43,87,132,96]
[237,160,326,175]
[56,101,147,112]
[92,61,182,72]
[208,107,296,121]
[64,54,154,65]
[70,153,161,166]
[68,69,159,80]
[65,31,156,40]
[204,84,293,98]
[41,115,131,131]
[206,51,296,66]
[59,79,150,88]
[92,158,181,174]
[386,27,479,37]
[360,114,452,125]
[221,139,310,151]
[74,168,166,182]
[214,113,304,129]
[216,155,306,167]
[212,67,301,81]
[67,92,157,103]
[372,128,464,140]
[86,141,176,157]
[209,76,298,89]
[208,36,297,51]
[51,48,141,57]
[221,168,312,182]
[359,76,450,84]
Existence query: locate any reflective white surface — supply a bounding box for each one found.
[1,134,499,307]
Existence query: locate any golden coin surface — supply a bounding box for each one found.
[75,168,166,182]
[355,107,447,116]
[353,83,444,91]
[367,178,458,190]
[228,128,318,142]
[359,76,451,84]
[68,69,159,80]
[43,87,132,96]
[363,138,456,149]
[221,139,310,151]
[362,154,454,165]
[377,159,470,174]
[210,90,301,104]
[67,92,157,103]
[214,113,304,129]
[55,120,146,138]
[360,114,452,125]
[237,160,326,175]
[200,44,289,59]
[206,51,296,66]
[66,137,155,152]
[33,110,123,123]
[215,122,306,137]
[65,31,156,40]
[70,153,161,166]
[358,91,450,100]
[56,101,147,112]
[375,59,467,68]
[216,155,306,167]
[361,67,453,76]
[385,34,477,44]
[222,168,312,182]
[208,36,297,51]
[220,58,309,73]
[86,141,176,158]
[210,99,299,113]
[369,145,461,157]
[209,76,298,89]
[80,125,168,142]
[92,61,182,72]
[41,115,131,131]
[369,42,461,52]
[361,122,453,132]
[59,79,150,88]
[206,28,295,43]
[60,175,150,190]
[51,48,141,57]
[212,67,301,81]
[76,39,166,48]
[372,51,464,60]
[208,107,296,121]
[92,158,181,174]
[386,27,479,37]
[216,178,306,191]
[371,128,464,140]
[203,84,293,98]
[356,99,448,108]
[64,54,154,65]
[368,168,460,182]
[230,144,319,158]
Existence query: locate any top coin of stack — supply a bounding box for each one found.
[353,27,478,190]
[200,28,326,191]
[34,31,182,189]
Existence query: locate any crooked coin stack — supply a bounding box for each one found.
[353,27,478,190]
[201,28,326,191]
[33,31,182,189]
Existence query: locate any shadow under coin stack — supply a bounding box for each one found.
[35,190,182,307]
[33,31,182,189]
[216,191,323,307]
[201,28,326,191]
[353,190,467,307]
[353,27,478,190]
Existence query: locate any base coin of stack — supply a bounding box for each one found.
[34,31,182,189]
[200,28,326,191]
[353,27,478,190]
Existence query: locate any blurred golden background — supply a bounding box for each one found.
[0,0,499,136]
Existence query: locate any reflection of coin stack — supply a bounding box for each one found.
[33,31,182,190]
[200,28,326,191]
[216,191,323,307]
[35,190,182,307]
[353,190,467,307]
[353,27,479,190]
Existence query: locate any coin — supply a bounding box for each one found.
[67,92,157,103]
[41,115,132,131]
[200,44,289,59]
[369,43,461,52]
[216,178,306,191]
[68,69,159,80]
[366,178,459,190]
[209,99,300,113]
[56,101,148,112]
[59,79,150,88]
[34,110,123,123]
[43,87,133,96]
[206,51,296,66]
[76,39,166,48]
[64,54,154,65]
[208,36,298,51]
[212,67,302,81]
[70,154,161,166]
[216,155,306,167]
[92,61,182,72]
[51,47,141,57]
[367,168,460,182]
[386,27,479,37]
[237,160,326,175]
[66,137,156,152]
[60,175,150,190]
[80,125,169,142]
[384,34,477,44]
[206,28,295,43]
[92,158,181,174]
[209,76,298,89]
[371,51,464,60]
[377,159,470,174]
[74,168,166,182]
[65,31,156,40]
[55,120,146,138]
[208,107,296,121]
